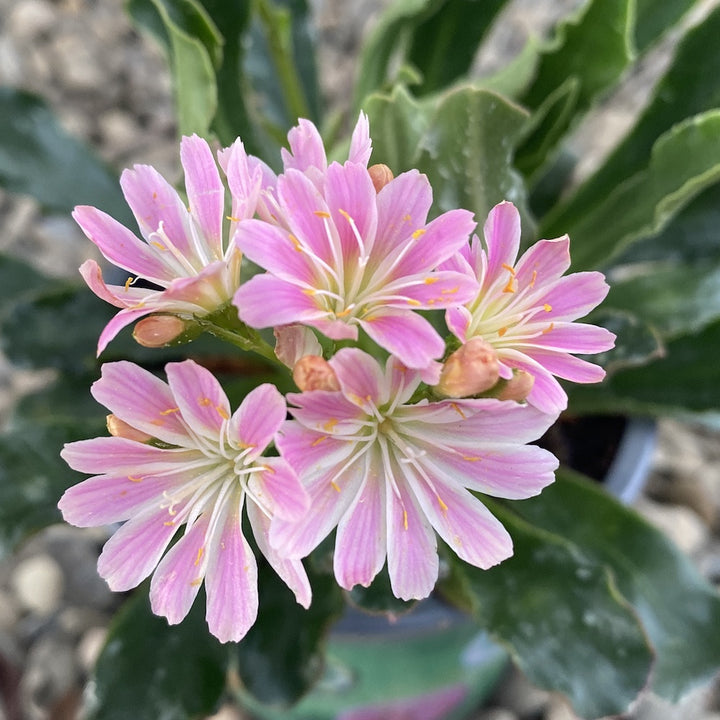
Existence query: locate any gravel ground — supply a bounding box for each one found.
[0,1,719,719]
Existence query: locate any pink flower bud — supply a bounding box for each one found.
[497,369,535,402]
[293,355,340,392]
[368,163,394,192]
[106,414,153,443]
[133,315,186,348]
[436,337,500,398]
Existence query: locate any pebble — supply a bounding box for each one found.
[544,694,582,720]
[11,554,64,616]
[488,666,551,719]
[0,589,19,630]
[473,708,519,720]
[76,626,107,673]
[7,0,57,41]
[634,497,709,556]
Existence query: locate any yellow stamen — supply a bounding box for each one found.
[498,327,508,337]
[424,277,439,285]
[406,298,421,306]
[198,397,212,407]
[542,322,555,334]
[529,270,538,288]
[124,277,133,291]
[302,288,317,296]
[190,577,203,586]
[437,496,448,514]
[226,215,241,222]
[331,480,341,493]
[403,214,412,222]
[502,263,516,275]
[411,228,426,239]
[450,402,466,418]
[543,303,552,312]
[128,475,143,483]
[463,456,482,462]
[194,547,204,566]
[503,278,516,293]
[288,234,303,252]
[312,435,329,446]
[160,407,180,415]
[150,240,166,251]
[262,464,276,475]
[323,418,338,432]
[338,208,351,222]
[403,509,409,531]
[441,286,459,295]
[164,521,175,526]
[335,307,353,318]
[216,405,230,420]
[314,210,331,218]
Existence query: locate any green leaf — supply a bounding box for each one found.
[89,589,227,720]
[635,0,699,52]
[516,0,634,180]
[415,86,532,230]
[347,566,417,617]
[0,253,49,312]
[0,282,111,375]
[551,110,720,271]
[444,502,653,718]
[127,0,220,138]
[234,559,344,706]
[569,318,720,417]
[543,5,720,238]
[0,422,97,558]
[515,469,720,700]
[404,0,507,96]
[0,89,130,222]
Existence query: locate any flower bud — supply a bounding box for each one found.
[293,355,340,392]
[436,337,499,398]
[133,315,186,348]
[106,414,153,443]
[496,369,535,402]
[274,324,323,368]
[368,163,394,193]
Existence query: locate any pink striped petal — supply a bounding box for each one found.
[149,513,210,625]
[282,119,327,173]
[120,164,191,253]
[329,347,386,407]
[61,437,197,474]
[181,135,224,257]
[325,162,378,258]
[375,170,432,256]
[234,274,322,329]
[334,458,386,590]
[97,306,154,356]
[408,475,512,570]
[233,219,315,284]
[526,322,616,354]
[205,504,259,642]
[500,352,569,414]
[247,502,311,608]
[91,361,190,446]
[276,422,357,479]
[58,473,178,526]
[541,272,610,321]
[392,209,476,277]
[165,360,231,439]
[396,270,478,307]
[386,475,437,601]
[526,349,607,384]
[426,444,558,500]
[97,506,181,591]
[248,456,309,522]
[445,304,473,343]
[348,112,372,166]
[219,138,262,222]
[72,206,173,284]
[79,259,129,309]
[286,390,366,433]
[386,355,423,406]
[483,201,521,281]
[360,310,445,369]
[273,324,323,368]
[230,383,286,453]
[513,236,571,289]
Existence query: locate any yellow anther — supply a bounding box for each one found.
[150,240,166,251]
[312,435,329,447]
[194,547,204,566]
[215,405,230,420]
[302,288,317,296]
[226,215,241,222]
[331,480,341,493]
[498,327,508,337]
[502,263,516,276]
[503,278,516,293]
[406,298,421,306]
[338,209,351,222]
[335,307,353,318]
[288,234,303,252]
[437,496,449,514]
[262,464,276,475]
[313,210,331,218]
[190,577,203,586]
[543,322,555,334]
[128,475,143,483]
[403,509,409,531]
[441,286,459,295]
[150,419,165,427]
[403,214,412,222]
[411,228,426,239]
[529,270,538,288]
[124,277,133,291]
[463,456,482,462]
[160,407,180,415]
[198,397,212,407]
[163,521,175,526]
[450,402,466,419]
[543,303,552,312]
[323,418,338,432]
[424,277,439,285]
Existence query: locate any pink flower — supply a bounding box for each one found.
[232,128,478,370]
[59,360,310,643]
[443,201,616,414]
[76,135,262,355]
[272,348,558,601]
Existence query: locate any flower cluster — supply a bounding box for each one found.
[60,114,614,642]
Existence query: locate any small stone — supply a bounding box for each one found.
[204,704,248,720]
[77,626,107,673]
[0,590,19,631]
[634,497,709,556]
[488,666,550,719]
[7,0,57,41]
[544,694,582,720]
[11,554,64,616]
[472,708,519,720]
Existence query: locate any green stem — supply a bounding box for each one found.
[195,316,282,367]
[255,0,310,122]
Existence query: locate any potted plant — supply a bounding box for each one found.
[0,1,719,719]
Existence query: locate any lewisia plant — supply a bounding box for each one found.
[60,115,613,641]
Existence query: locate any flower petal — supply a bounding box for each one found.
[97,505,181,591]
[72,206,173,284]
[204,502,259,642]
[91,361,191,446]
[97,306,154,356]
[483,201,521,281]
[348,111,372,166]
[149,513,210,625]
[247,501,311,608]
[276,421,357,479]
[329,347,387,407]
[286,390,366,435]
[541,272,610,321]
[360,309,445,369]
[234,274,323,329]
[165,360,231,439]
[181,135,224,257]
[248,456,309,522]
[334,453,386,590]
[230,383,286,453]
[525,322,616,354]
[513,236,571,290]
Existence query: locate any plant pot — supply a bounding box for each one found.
[240,416,657,720]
